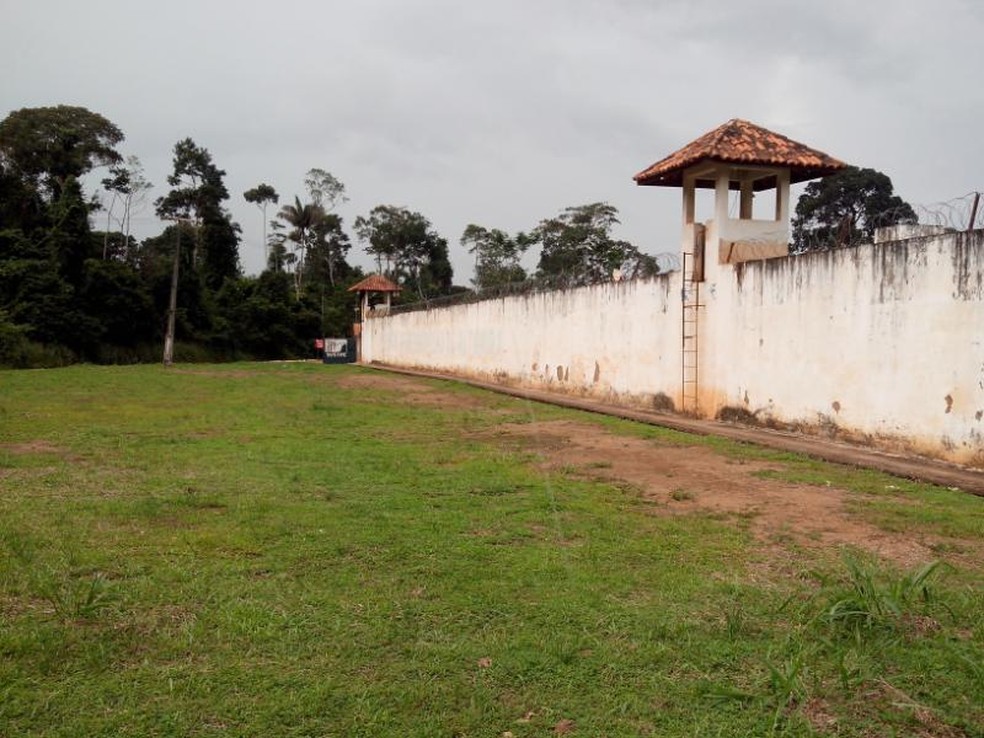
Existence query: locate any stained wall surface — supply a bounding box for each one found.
[363,230,984,466]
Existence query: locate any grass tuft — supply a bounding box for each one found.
[820,554,948,636]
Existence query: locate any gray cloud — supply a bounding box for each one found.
[3,0,982,279]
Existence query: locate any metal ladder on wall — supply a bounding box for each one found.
[681,250,702,415]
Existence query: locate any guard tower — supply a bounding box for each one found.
[635,118,846,269]
[634,119,846,413]
[348,273,401,362]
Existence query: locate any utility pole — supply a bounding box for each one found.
[162,224,180,366]
[162,217,193,366]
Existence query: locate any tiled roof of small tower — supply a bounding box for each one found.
[634,119,847,189]
[347,274,401,292]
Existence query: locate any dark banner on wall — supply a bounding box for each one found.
[321,338,356,364]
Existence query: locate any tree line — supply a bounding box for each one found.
[0,106,362,367]
[0,106,666,367]
[0,105,915,368]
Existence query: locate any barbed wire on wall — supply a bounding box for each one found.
[387,251,681,316]
[769,191,980,254]
[387,251,682,316]
[911,191,982,231]
[387,192,981,316]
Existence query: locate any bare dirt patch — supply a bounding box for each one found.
[1,440,69,456]
[336,372,496,410]
[170,369,267,379]
[487,420,960,568]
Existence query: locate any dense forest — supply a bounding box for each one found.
[0,106,455,367]
[0,105,662,368]
[1,105,909,369]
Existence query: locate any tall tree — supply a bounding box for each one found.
[100,155,152,260]
[277,196,324,297]
[0,105,123,202]
[354,205,452,299]
[304,168,346,211]
[306,213,352,289]
[243,183,279,261]
[266,219,289,273]
[271,169,348,294]
[460,224,528,291]
[0,106,129,363]
[155,138,240,290]
[531,203,658,287]
[0,105,125,280]
[791,166,918,252]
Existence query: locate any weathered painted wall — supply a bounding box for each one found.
[701,231,984,464]
[363,273,683,404]
[363,230,984,466]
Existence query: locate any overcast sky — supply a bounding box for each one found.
[3,0,983,280]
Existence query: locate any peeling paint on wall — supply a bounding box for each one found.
[363,231,984,466]
[953,232,984,300]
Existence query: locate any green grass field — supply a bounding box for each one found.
[1,363,981,737]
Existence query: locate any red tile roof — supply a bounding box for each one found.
[348,274,401,293]
[634,119,847,189]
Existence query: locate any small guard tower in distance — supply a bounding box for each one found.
[348,273,400,362]
[634,119,846,271]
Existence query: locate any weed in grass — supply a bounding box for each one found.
[709,552,980,734]
[670,488,694,502]
[2,530,116,623]
[946,642,984,683]
[723,604,746,640]
[765,652,807,731]
[820,554,948,636]
[708,646,809,732]
[37,569,115,621]
[833,647,867,695]
[2,528,37,566]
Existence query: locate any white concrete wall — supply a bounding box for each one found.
[363,230,984,467]
[702,231,984,464]
[364,274,683,405]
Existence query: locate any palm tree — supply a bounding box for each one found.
[277,196,325,297]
